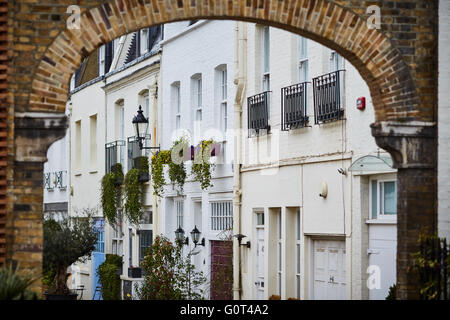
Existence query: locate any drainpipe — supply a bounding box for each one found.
[233,21,247,300]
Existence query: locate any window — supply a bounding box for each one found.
[248,91,270,136]
[277,212,282,295]
[94,218,105,253]
[210,201,233,231]
[115,100,125,168]
[75,120,81,170]
[112,212,123,256]
[298,36,308,82]
[261,26,270,91]
[140,28,149,55]
[172,83,181,131]
[176,201,184,228]
[295,209,301,299]
[281,82,308,130]
[89,114,97,167]
[192,75,202,143]
[98,45,105,76]
[140,208,153,225]
[219,68,228,134]
[330,50,344,72]
[256,212,264,226]
[370,179,397,219]
[139,230,152,264]
[129,228,133,267]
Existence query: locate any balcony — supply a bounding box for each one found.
[281,82,309,131]
[248,91,271,137]
[43,171,67,190]
[105,140,126,174]
[312,70,345,124]
[127,135,151,172]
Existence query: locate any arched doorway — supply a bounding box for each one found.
[6,0,438,300]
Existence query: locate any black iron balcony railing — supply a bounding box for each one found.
[281,82,309,131]
[127,135,151,172]
[44,172,52,190]
[248,91,270,137]
[105,140,126,174]
[312,70,345,124]
[54,171,67,189]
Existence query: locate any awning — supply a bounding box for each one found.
[348,155,395,174]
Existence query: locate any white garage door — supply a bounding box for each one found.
[313,240,346,300]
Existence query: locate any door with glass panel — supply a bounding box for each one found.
[254,212,265,300]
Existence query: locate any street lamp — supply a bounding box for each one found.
[132,106,160,151]
[190,225,205,247]
[175,226,189,246]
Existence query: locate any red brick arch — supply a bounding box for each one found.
[30,0,420,123]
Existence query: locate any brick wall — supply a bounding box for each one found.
[0,0,6,267]
[4,0,439,298]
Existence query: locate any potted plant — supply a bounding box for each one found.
[111,163,124,186]
[43,209,98,300]
[134,156,150,183]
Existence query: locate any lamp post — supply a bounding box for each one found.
[190,225,205,248]
[132,105,160,151]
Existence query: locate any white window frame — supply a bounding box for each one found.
[194,77,202,122]
[111,210,123,256]
[370,178,397,220]
[172,83,181,131]
[98,45,105,76]
[140,28,149,55]
[175,200,184,229]
[298,36,308,83]
[261,26,270,91]
[210,201,233,231]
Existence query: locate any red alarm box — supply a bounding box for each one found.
[357,97,366,110]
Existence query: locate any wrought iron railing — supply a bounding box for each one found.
[281,82,309,130]
[43,171,67,190]
[248,91,270,137]
[127,135,151,172]
[105,140,125,174]
[312,70,345,124]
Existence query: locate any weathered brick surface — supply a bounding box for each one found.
[0,0,6,267]
[210,240,233,300]
[3,0,439,299]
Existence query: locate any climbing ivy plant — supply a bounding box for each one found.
[124,168,145,225]
[101,163,123,225]
[151,150,171,197]
[191,139,216,190]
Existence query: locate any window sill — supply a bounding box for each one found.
[366,219,397,225]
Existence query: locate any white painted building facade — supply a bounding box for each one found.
[233,23,398,300]
[158,20,236,299]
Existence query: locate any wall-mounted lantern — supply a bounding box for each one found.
[233,233,251,249]
[132,106,160,152]
[319,181,328,198]
[175,226,189,246]
[190,225,205,247]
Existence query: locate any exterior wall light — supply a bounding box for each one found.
[319,181,328,198]
[190,225,205,247]
[175,226,189,246]
[233,233,251,249]
[132,105,160,152]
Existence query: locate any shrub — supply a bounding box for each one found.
[124,168,145,225]
[98,254,123,300]
[43,209,98,294]
[0,265,38,300]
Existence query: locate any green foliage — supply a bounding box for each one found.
[101,172,122,225]
[98,254,123,300]
[111,163,124,185]
[0,265,38,300]
[124,168,145,225]
[191,140,216,190]
[137,235,207,300]
[385,284,397,300]
[43,209,98,294]
[151,150,171,197]
[168,138,188,193]
[410,233,449,300]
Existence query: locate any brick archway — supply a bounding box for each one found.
[6,0,438,300]
[31,0,420,123]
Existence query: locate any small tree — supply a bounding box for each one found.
[43,209,98,295]
[137,235,206,300]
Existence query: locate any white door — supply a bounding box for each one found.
[368,225,397,300]
[254,227,265,299]
[312,240,346,300]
